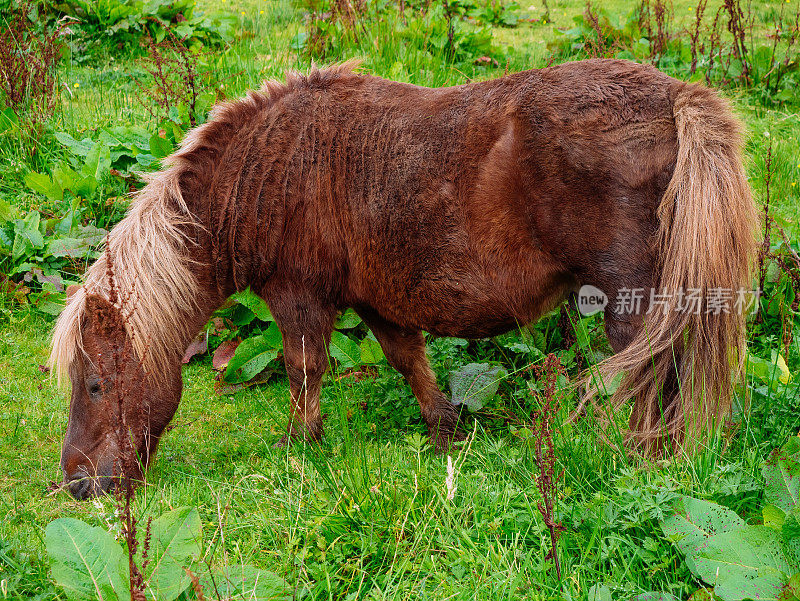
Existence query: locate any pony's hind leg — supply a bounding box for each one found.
[596,266,682,452]
[270,296,337,445]
[356,308,463,451]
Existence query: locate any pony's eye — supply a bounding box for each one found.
[87,378,102,397]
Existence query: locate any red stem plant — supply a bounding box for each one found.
[531,353,566,581]
[99,242,151,601]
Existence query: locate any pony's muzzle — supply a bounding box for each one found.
[67,473,92,500]
[64,466,113,500]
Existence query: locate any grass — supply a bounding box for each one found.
[1,0,799,598]
[0,308,776,599]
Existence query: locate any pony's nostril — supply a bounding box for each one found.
[67,474,92,500]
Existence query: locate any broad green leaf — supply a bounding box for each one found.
[329,330,361,369]
[224,334,280,384]
[82,141,111,181]
[763,437,800,513]
[449,363,506,411]
[144,507,202,601]
[135,153,158,168]
[24,172,62,201]
[0,198,17,221]
[0,226,12,251]
[201,564,292,601]
[38,299,66,315]
[98,130,124,149]
[12,233,29,262]
[163,120,183,144]
[174,23,194,38]
[764,504,786,530]
[230,288,273,321]
[149,132,173,159]
[587,584,611,601]
[775,354,791,385]
[77,224,108,246]
[0,106,19,133]
[782,510,800,568]
[748,352,792,389]
[47,237,94,259]
[11,211,44,260]
[695,526,790,601]
[335,308,362,329]
[73,175,99,199]
[45,518,129,601]
[360,334,385,364]
[54,131,94,157]
[660,496,744,559]
[504,340,545,359]
[46,225,107,259]
[229,303,257,326]
[262,321,283,348]
[52,163,80,193]
[168,106,182,124]
[16,211,44,250]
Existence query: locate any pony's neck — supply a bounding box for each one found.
[176,235,229,353]
[129,89,282,359]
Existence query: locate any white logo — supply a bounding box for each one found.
[577,285,608,316]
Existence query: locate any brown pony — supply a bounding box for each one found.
[51,59,757,499]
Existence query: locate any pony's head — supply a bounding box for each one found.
[50,168,202,499]
[54,286,183,499]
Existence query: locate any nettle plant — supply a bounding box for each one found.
[660,437,800,601]
[206,288,388,386]
[52,0,235,60]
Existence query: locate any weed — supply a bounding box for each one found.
[0,3,66,123]
[49,0,235,59]
[721,0,752,85]
[688,0,708,74]
[137,26,208,127]
[531,354,565,581]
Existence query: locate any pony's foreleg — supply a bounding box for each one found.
[356,309,463,452]
[272,299,337,445]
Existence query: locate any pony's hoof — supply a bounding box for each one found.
[431,429,466,454]
[274,423,323,448]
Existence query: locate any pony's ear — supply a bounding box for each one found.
[66,284,81,299]
[84,294,125,337]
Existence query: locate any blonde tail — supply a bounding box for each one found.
[589,83,759,454]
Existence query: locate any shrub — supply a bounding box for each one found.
[50,0,235,59]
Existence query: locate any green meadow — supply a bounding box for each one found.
[1,0,799,599]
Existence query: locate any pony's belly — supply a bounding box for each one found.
[362,270,573,339]
[423,313,522,339]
